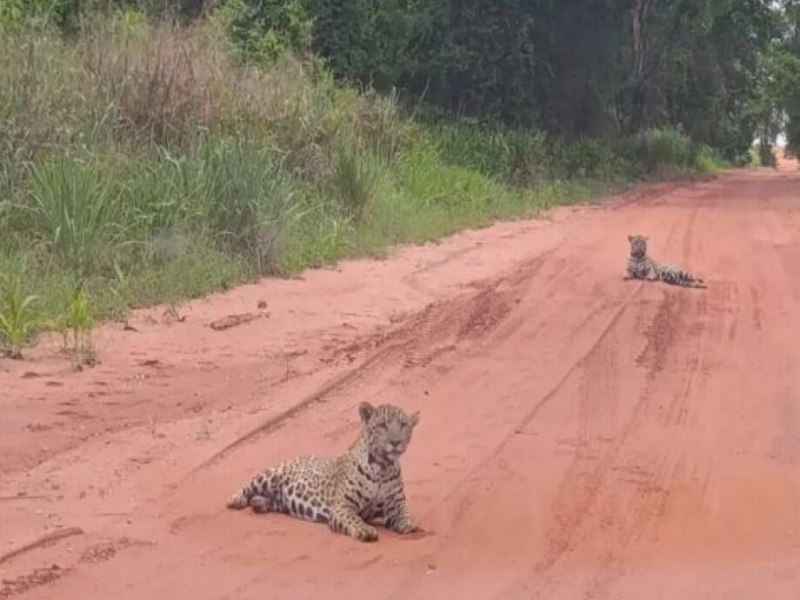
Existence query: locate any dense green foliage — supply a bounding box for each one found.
[210,0,778,162]
[5,0,798,355]
[7,0,784,161]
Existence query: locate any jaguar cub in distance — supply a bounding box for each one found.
[227,402,422,542]
[625,234,707,289]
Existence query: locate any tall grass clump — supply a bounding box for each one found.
[329,140,385,222]
[28,154,122,275]
[352,88,412,163]
[191,136,303,274]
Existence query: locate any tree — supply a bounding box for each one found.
[205,0,780,161]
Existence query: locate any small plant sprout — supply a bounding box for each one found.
[63,286,97,367]
[0,279,40,359]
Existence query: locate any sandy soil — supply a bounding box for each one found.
[1,160,799,599]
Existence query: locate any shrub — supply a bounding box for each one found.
[28,154,122,275]
[627,128,697,172]
[758,140,777,168]
[193,136,302,275]
[429,123,549,185]
[211,0,312,63]
[551,137,631,180]
[329,141,383,222]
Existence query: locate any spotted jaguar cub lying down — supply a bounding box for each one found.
[625,234,707,289]
[227,402,422,542]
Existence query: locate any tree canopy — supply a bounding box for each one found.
[7,0,800,162]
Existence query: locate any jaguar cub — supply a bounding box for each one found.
[227,402,422,542]
[625,234,707,289]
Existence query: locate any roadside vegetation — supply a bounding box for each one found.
[3,0,797,358]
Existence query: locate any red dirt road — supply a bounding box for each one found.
[2,163,800,599]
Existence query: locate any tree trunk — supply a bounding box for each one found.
[627,0,652,132]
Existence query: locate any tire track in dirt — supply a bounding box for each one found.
[507,210,741,599]
[401,281,645,553]
[547,294,708,598]
[189,254,549,474]
[533,295,685,583]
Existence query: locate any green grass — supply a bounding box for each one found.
[329,140,385,223]
[0,11,726,358]
[60,286,98,366]
[0,275,41,359]
[617,128,728,177]
[28,154,122,275]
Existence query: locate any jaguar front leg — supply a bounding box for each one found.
[383,489,422,535]
[329,504,379,542]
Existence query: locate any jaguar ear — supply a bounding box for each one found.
[359,401,376,423]
[409,411,420,428]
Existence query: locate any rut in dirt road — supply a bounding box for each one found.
[1,167,800,600]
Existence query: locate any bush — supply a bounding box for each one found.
[191,136,301,274]
[551,137,632,180]
[758,141,777,168]
[329,141,384,222]
[617,128,722,176]
[428,123,549,186]
[211,0,312,63]
[695,144,722,173]
[396,138,501,214]
[27,154,122,276]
